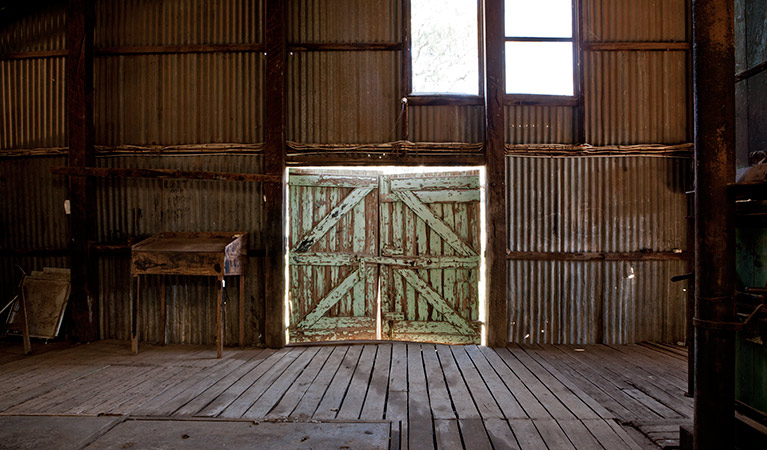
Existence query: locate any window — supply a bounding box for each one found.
[410,0,480,95]
[505,0,575,96]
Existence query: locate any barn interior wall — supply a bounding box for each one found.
[1,0,692,345]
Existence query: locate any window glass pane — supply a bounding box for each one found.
[505,42,574,95]
[411,0,479,94]
[505,0,572,38]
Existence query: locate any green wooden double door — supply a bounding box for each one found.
[288,169,482,345]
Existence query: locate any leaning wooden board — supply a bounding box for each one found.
[130,232,248,358]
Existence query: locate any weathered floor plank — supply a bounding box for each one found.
[290,346,348,419]
[267,345,334,419]
[0,341,691,449]
[407,343,434,450]
[174,348,277,416]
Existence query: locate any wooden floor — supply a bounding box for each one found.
[0,340,692,449]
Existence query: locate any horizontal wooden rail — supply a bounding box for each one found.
[288,42,402,52]
[583,41,690,51]
[507,251,689,261]
[1,44,266,59]
[96,44,265,55]
[51,166,282,183]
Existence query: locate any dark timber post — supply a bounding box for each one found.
[483,0,508,347]
[692,0,736,448]
[66,0,98,342]
[264,0,287,348]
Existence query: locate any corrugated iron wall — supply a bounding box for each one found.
[0,3,66,53]
[581,0,689,145]
[287,0,399,43]
[287,51,400,143]
[584,51,688,145]
[0,4,66,150]
[94,0,264,145]
[0,57,66,149]
[409,106,485,143]
[507,155,691,344]
[1,0,693,346]
[286,0,401,144]
[94,53,264,145]
[95,0,262,46]
[505,105,575,144]
[582,0,687,42]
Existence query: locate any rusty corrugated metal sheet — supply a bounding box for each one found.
[584,51,688,145]
[287,51,400,143]
[94,53,264,146]
[505,105,575,144]
[95,0,262,46]
[509,259,687,344]
[94,154,265,245]
[582,0,687,42]
[506,155,691,344]
[0,58,66,149]
[507,155,690,252]
[94,154,265,345]
[287,0,400,43]
[602,260,687,344]
[409,105,484,143]
[0,156,69,250]
[0,4,65,53]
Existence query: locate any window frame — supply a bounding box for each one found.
[503,0,581,106]
[404,0,485,105]
[402,0,581,108]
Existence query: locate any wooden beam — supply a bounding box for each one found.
[95,43,265,55]
[583,41,691,51]
[483,0,508,347]
[0,50,68,60]
[406,95,484,106]
[287,43,402,52]
[503,94,579,107]
[66,0,98,342]
[506,251,689,261]
[51,166,281,183]
[264,0,287,348]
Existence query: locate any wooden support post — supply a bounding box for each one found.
[692,0,736,448]
[66,0,98,342]
[264,0,287,348]
[483,0,508,347]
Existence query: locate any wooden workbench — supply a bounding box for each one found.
[130,232,248,358]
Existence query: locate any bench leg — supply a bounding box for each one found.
[216,276,223,358]
[239,275,245,347]
[160,275,166,345]
[131,275,140,355]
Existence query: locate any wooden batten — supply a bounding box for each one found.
[66,0,99,342]
[264,0,287,348]
[484,0,509,347]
